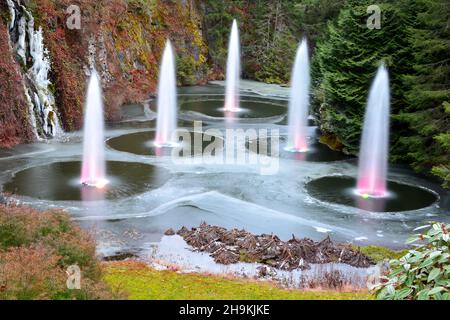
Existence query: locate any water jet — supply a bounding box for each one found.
[224,20,241,113]
[286,39,310,153]
[155,40,178,147]
[80,70,108,189]
[356,65,390,197]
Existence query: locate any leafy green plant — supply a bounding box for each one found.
[375,222,450,300]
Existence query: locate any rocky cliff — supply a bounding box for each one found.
[0,0,211,146]
[0,16,34,147]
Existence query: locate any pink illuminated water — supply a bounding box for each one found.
[357,65,390,197]
[286,39,310,152]
[81,70,107,188]
[155,40,178,147]
[224,20,241,112]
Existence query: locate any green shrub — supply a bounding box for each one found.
[0,205,116,300]
[374,222,450,300]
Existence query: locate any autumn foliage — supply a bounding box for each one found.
[31,0,210,130]
[0,205,115,300]
[0,20,34,148]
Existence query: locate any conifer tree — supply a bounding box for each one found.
[394,0,450,185]
[313,0,413,153]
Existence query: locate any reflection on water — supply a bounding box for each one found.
[81,185,106,202]
[181,99,286,119]
[224,110,237,124]
[248,134,351,163]
[355,195,387,213]
[352,188,393,212]
[107,131,223,158]
[81,186,107,218]
[4,161,171,201]
[1,84,448,250]
[306,176,438,213]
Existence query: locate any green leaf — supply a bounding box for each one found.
[428,287,445,295]
[395,288,413,300]
[429,250,442,259]
[427,268,441,282]
[417,289,430,300]
[406,236,420,244]
[419,258,435,269]
[387,285,396,296]
[434,292,443,300]
[390,268,403,277]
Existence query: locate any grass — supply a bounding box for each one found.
[357,245,408,263]
[103,261,374,300]
[0,205,410,300]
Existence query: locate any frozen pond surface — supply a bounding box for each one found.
[145,235,378,289]
[0,82,449,261]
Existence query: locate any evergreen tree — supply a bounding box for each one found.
[250,0,298,83]
[394,0,450,185]
[289,0,347,45]
[313,0,414,153]
[201,0,345,84]
[201,1,246,72]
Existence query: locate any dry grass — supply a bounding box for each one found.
[0,205,117,300]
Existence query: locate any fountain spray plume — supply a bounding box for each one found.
[81,69,108,189]
[224,19,241,112]
[286,38,311,152]
[155,40,178,147]
[357,64,390,197]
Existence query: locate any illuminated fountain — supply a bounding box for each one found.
[245,39,349,162]
[305,64,437,212]
[224,19,241,112]
[356,65,390,198]
[80,70,108,189]
[286,39,310,153]
[178,20,286,122]
[155,40,178,147]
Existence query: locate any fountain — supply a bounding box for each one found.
[286,39,310,152]
[155,40,178,147]
[356,65,390,197]
[80,70,107,189]
[305,64,437,212]
[224,19,241,112]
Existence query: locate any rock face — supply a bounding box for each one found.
[5,0,62,141]
[0,0,211,148]
[0,15,34,147]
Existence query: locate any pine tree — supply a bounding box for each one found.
[201,0,345,84]
[394,0,450,186]
[201,1,246,71]
[250,0,298,83]
[313,0,414,153]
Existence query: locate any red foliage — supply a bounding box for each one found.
[1,0,215,132]
[0,20,34,148]
[0,204,117,300]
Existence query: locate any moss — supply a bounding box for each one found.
[0,8,9,25]
[355,245,408,263]
[319,132,345,152]
[104,261,373,300]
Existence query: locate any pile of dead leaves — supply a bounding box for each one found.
[166,223,373,270]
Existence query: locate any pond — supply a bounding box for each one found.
[0,82,448,258]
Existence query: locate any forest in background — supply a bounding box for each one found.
[0,0,448,186]
[200,0,449,186]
